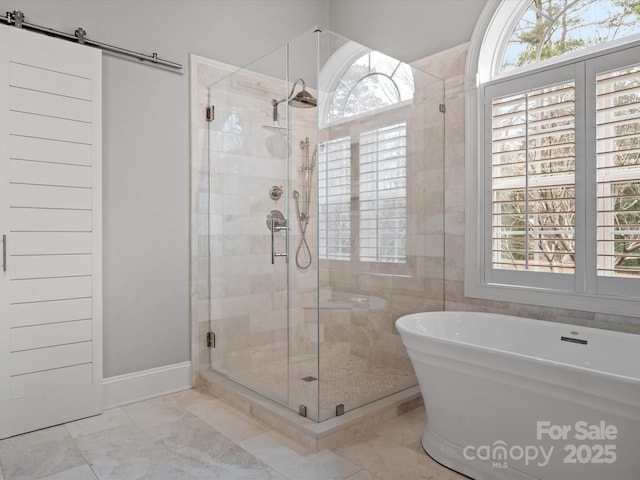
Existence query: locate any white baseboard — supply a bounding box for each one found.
[103,361,192,409]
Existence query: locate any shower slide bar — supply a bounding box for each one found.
[1,10,183,73]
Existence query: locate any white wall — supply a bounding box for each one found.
[0,0,484,378]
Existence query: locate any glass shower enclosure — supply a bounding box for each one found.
[196,28,444,422]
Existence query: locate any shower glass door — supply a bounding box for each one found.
[206,45,295,407]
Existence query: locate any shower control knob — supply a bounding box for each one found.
[266,210,287,231]
[269,185,283,201]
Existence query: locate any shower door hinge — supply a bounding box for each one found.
[439,104,446,113]
[206,331,215,348]
[205,105,214,122]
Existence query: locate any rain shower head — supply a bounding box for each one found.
[281,78,317,108]
[288,84,316,108]
[266,78,317,130]
[271,78,317,111]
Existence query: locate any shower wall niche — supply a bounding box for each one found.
[191,29,445,422]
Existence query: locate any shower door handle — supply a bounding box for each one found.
[270,218,288,264]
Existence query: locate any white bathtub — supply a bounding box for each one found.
[396,311,640,480]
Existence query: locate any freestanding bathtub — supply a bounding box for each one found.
[396,311,640,480]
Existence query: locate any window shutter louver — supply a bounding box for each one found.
[359,123,407,263]
[318,137,351,260]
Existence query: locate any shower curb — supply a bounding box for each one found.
[198,370,423,451]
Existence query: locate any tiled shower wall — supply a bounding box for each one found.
[414,43,640,336]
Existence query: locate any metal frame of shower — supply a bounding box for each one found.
[1,10,183,73]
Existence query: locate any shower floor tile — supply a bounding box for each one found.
[230,353,416,420]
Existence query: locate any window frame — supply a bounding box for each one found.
[466,1,640,316]
[320,45,415,129]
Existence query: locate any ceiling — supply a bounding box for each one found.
[328,0,490,62]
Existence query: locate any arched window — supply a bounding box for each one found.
[477,0,640,83]
[326,50,414,124]
[501,0,640,73]
[466,0,640,316]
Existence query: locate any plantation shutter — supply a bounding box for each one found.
[318,137,351,260]
[596,65,640,278]
[491,81,576,274]
[359,123,407,263]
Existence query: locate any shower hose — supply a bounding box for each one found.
[293,190,312,270]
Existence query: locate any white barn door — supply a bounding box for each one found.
[0,24,102,439]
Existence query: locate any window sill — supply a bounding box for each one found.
[464,281,640,318]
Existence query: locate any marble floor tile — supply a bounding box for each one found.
[407,439,426,455]
[122,395,190,431]
[39,465,97,480]
[240,431,361,480]
[343,470,383,480]
[0,425,70,449]
[335,434,459,480]
[75,423,158,476]
[66,408,132,439]
[0,389,465,480]
[78,420,286,480]
[372,406,426,447]
[0,439,86,480]
[185,398,268,443]
[145,413,281,476]
[76,423,208,480]
[0,426,87,480]
[166,387,216,407]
